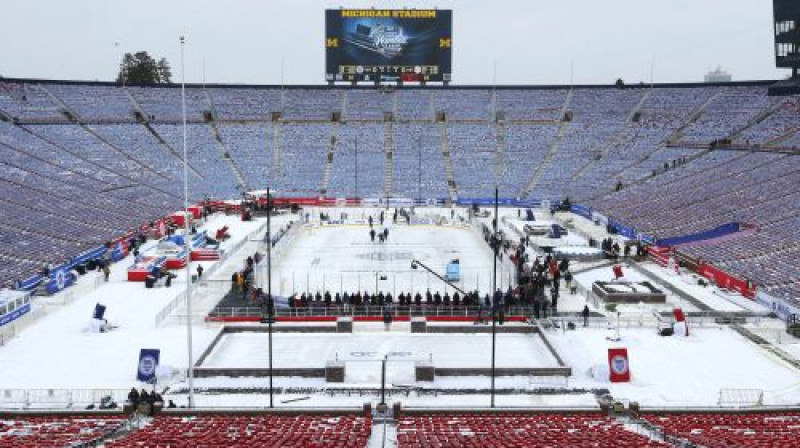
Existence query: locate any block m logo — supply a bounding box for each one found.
[326,38,339,48]
[439,38,452,48]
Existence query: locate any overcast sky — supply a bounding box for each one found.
[0,0,784,85]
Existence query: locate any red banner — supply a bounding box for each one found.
[697,263,755,299]
[608,348,631,383]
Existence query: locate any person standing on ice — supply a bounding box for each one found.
[370,228,376,242]
[582,304,590,327]
[342,292,350,311]
[380,211,385,225]
[382,305,393,330]
[383,228,389,241]
[369,216,373,228]
[493,288,503,309]
[102,264,111,282]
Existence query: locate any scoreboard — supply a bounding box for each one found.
[774,0,800,71]
[325,9,452,83]
[774,0,800,19]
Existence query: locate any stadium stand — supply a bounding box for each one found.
[588,150,800,298]
[105,414,372,448]
[641,412,800,448]
[0,79,799,298]
[0,415,126,448]
[395,412,669,448]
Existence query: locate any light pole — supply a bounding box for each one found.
[491,186,498,408]
[379,355,388,410]
[179,35,195,409]
[354,135,359,200]
[267,187,274,408]
[417,146,422,205]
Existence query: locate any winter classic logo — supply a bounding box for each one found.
[54,269,67,290]
[610,355,629,375]
[138,355,157,377]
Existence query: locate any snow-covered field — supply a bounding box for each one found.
[547,326,800,407]
[203,330,558,375]
[0,207,797,411]
[0,213,265,390]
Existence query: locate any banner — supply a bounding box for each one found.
[93,303,106,320]
[755,290,800,322]
[657,222,740,247]
[674,307,689,336]
[571,204,593,220]
[697,263,756,298]
[608,348,631,383]
[136,349,161,383]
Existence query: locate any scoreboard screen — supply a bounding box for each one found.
[325,9,452,83]
[775,0,800,19]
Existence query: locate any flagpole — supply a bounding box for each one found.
[180,35,195,409]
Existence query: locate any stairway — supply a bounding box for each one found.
[123,86,204,178]
[207,119,250,191]
[666,91,721,144]
[727,101,783,143]
[384,121,395,197]
[518,88,576,197]
[272,121,282,181]
[494,122,508,182]
[518,121,568,198]
[320,122,339,197]
[627,89,652,122]
[439,123,457,200]
[203,89,248,192]
[572,91,651,182]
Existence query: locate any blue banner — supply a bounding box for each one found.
[45,268,77,295]
[657,222,740,247]
[0,303,30,327]
[93,303,107,320]
[136,349,161,383]
[454,198,554,208]
[570,204,593,220]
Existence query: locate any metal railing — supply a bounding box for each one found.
[208,304,586,319]
[1,273,105,346]
[0,388,130,410]
[153,220,275,327]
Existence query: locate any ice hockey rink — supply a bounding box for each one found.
[269,216,515,297]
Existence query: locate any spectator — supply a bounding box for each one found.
[127,388,140,406]
[382,306,393,330]
[582,304,590,327]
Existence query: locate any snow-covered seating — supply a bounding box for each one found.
[106,414,372,448]
[0,415,126,448]
[327,124,384,197]
[641,412,800,448]
[397,413,670,448]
